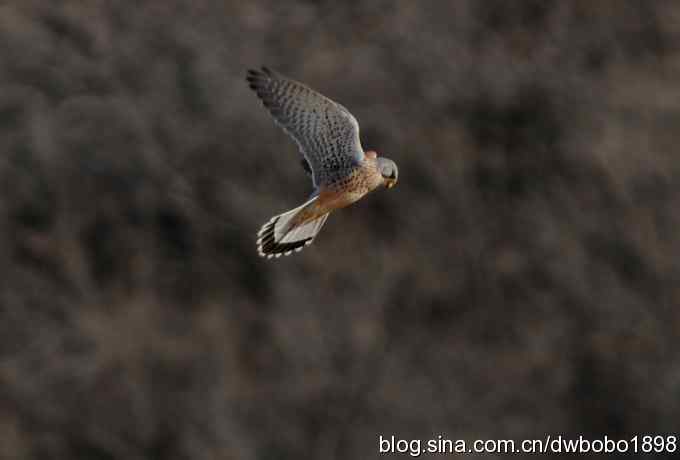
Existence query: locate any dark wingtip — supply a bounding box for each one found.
[300,158,312,175]
[246,67,276,87]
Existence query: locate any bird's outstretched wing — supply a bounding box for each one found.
[246,67,364,187]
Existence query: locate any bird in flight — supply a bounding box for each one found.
[247,67,398,258]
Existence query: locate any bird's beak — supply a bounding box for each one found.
[386,178,397,189]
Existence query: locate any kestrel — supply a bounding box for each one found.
[247,67,398,258]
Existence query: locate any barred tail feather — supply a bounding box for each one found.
[256,198,329,258]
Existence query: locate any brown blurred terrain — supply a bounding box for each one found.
[0,1,679,459]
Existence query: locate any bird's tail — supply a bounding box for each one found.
[257,196,329,258]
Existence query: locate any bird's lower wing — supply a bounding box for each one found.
[246,67,364,186]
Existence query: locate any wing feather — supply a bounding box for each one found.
[246,67,364,187]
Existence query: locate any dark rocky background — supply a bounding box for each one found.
[0,1,679,459]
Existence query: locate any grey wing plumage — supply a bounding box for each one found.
[246,67,364,186]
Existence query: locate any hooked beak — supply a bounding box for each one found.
[385,178,397,189]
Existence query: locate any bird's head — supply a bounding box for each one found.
[377,157,398,189]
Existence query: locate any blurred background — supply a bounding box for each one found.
[0,1,679,459]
